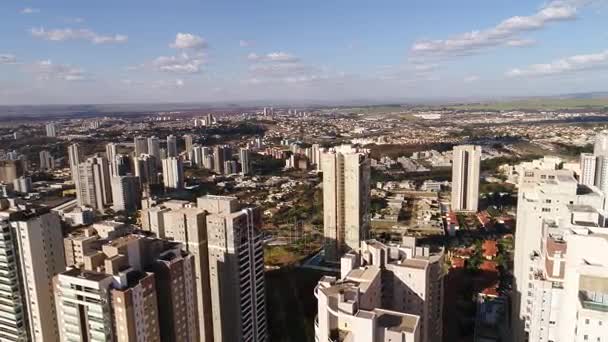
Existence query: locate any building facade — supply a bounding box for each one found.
[321,145,371,262]
[451,145,481,212]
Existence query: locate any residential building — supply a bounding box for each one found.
[451,145,481,212]
[0,160,24,183]
[512,168,607,342]
[167,135,178,158]
[0,216,29,341]
[200,195,267,342]
[8,210,65,341]
[106,143,119,176]
[321,145,371,262]
[77,155,113,211]
[162,206,214,341]
[45,122,56,137]
[184,134,194,156]
[56,232,198,342]
[240,147,251,175]
[161,157,184,190]
[580,153,597,186]
[111,175,141,212]
[148,136,161,162]
[213,145,231,174]
[314,238,444,342]
[13,176,32,193]
[134,136,148,156]
[39,150,54,170]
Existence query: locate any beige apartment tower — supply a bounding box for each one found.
[200,195,267,342]
[451,145,481,212]
[321,145,371,262]
[12,211,66,342]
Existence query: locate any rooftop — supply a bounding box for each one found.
[375,308,419,333]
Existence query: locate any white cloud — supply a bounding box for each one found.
[239,40,254,47]
[410,1,578,57]
[506,38,537,47]
[247,52,299,63]
[21,8,40,14]
[30,27,128,44]
[170,33,207,50]
[506,49,608,77]
[464,75,480,82]
[153,53,205,73]
[0,54,17,64]
[122,79,185,88]
[28,60,87,81]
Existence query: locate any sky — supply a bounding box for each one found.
[0,0,607,105]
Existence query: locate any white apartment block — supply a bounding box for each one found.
[321,145,371,262]
[451,145,481,212]
[315,238,444,342]
[513,167,608,342]
[580,153,597,187]
[45,122,56,137]
[54,268,115,342]
[161,157,184,190]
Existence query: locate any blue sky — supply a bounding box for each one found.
[0,0,607,105]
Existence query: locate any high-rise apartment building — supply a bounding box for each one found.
[77,155,113,211]
[512,167,608,342]
[184,134,194,156]
[106,142,119,176]
[200,195,267,341]
[161,157,184,190]
[8,210,65,341]
[321,145,371,262]
[0,160,24,183]
[451,145,481,212]
[315,238,444,342]
[68,143,83,198]
[203,147,213,169]
[240,147,251,175]
[167,135,178,158]
[0,216,29,341]
[133,154,160,197]
[147,136,161,162]
[192,145,204,168]
[134,136,148,156]
[45,122,56,137]
[56,230,198,342]
[162,207,214,341]
[39,150,54,170]
[213,145,231,174]
[111,175,141,212]
[580,152,597,186]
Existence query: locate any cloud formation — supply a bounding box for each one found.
[153,53,205,73]
[507,49,608,77]
[410,1,578,58]
[21,8,40,14]
[0,54,17,64]
[28,60,87,81]
[239,40,254,47]
[30,27,128,44]
[247,52,300,63]
[170,33,207,50]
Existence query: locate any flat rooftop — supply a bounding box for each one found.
[375,308,418,333]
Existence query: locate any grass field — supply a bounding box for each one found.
[444,98,608,111]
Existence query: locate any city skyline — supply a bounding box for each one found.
[1,0,608,105]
